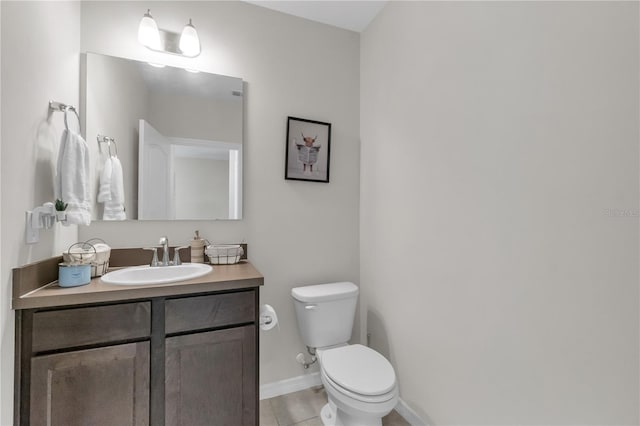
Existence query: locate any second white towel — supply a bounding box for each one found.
[98,156,126,221]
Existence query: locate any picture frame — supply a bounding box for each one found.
[285,116,331,183]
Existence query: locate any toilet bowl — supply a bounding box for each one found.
[291,282,399,426]
[318,344,399,426]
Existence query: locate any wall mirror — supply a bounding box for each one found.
[83,52,243,220]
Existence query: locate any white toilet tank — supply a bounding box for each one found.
[291,282,359,349]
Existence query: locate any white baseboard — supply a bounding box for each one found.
[259,372,322,400]
[395,398,427,426]
[260,374,426,425]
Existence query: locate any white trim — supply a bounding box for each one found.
[259,372,322,400]
[260,374,427,426]
[395,398,427,426]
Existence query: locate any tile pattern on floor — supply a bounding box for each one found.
[260,387,409,426]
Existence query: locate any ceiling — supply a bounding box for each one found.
[244,1,387,33]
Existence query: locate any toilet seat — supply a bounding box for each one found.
[320,344,396,402]
[321,369,396,404]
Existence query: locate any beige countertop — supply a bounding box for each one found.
[13,260,263,310]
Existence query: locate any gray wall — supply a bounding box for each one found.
[360,2,639,424]
[1,2,82,424]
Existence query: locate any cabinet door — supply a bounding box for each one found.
[165,326,256,426]
[30,342,150,426]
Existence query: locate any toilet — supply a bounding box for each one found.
[291,282,399,426]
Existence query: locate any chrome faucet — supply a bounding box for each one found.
[159,236,170,266]
[144,237,189,267]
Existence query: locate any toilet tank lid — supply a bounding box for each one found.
[291,282,358,303]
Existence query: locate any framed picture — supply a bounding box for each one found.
[285,116,331,183]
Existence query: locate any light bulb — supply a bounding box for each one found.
[138,9,161,50]
[179,19,201,57]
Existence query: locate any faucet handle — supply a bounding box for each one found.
[143,247,160,267]
[173,246,190,266]
[159,236,168,245]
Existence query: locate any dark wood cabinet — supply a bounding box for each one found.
[165,326,256,426]
[30,342,150,426]
[16,289,259,426]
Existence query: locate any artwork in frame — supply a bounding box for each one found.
[285,116,331,183]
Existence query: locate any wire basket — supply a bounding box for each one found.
[63,242,96,264]
[63,239,111,277]
[205,245,244,265]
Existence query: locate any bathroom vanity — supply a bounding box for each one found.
[12,250,263,426]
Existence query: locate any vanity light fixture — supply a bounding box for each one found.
[138,9,161,50]
[138,9,201,58]
[179,19,201,57]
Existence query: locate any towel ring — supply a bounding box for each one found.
[49,101,81,133]
[108,139,118,157]
[97,135,118,157]
[63,106,81,132]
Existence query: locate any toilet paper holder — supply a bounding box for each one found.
[259,304,278,331]
[260,316,273,326]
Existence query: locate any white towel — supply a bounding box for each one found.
[100,156,126,221]
[110,157,125,205]
[55,129,91,226]
[97,157,112,203]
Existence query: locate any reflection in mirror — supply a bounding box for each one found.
[139,120,241,220]
[83,52,243,220]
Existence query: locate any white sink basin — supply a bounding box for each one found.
[101,263,212,286]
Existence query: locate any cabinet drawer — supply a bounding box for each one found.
[165,291,255,334]
[32,302,151,352]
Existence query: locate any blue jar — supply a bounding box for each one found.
[58,263,91,287]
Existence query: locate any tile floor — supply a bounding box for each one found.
[260,387,409,426]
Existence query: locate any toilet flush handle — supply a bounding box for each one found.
[305,304,317,310]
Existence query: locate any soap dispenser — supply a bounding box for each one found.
[191,230,205,263]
